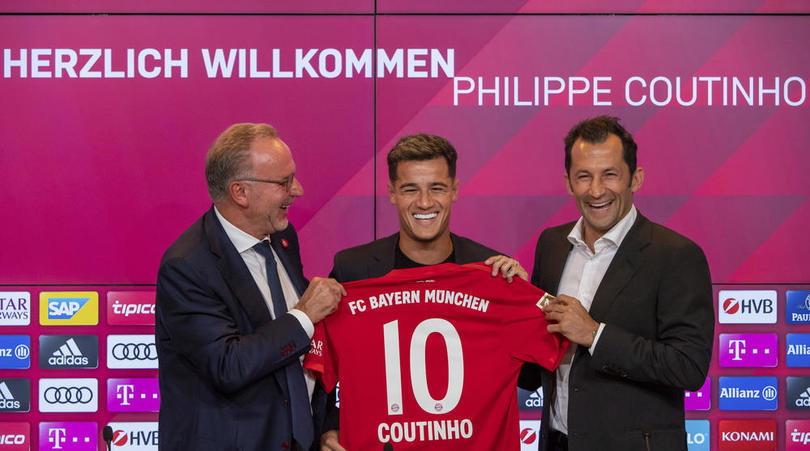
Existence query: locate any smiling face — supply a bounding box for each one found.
[242,137,304,238]
[389,157,459,251]
[565,133,644,247]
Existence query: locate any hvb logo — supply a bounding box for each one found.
[107,291,156,326]
[518,420,540,451]
[39,335,99,369]
[686,420,710,451]
[0,379,30,412]
[684,378,711,411]
[40,292,98,325]
[718,290,777,324]
[787,334,810,367]
[718,420,776,450]
[0,292,30,326]
[787,420,810,451]
[786,290,810,324]
[108,422,159,450]
[0,335,30,369]
[787,377,810,410]
[107,378,160,412]
[719,334,778,367]
[718,377,778,411]
[39,422,97,451]
[0,422,28,450]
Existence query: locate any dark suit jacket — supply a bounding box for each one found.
[324,231,500,431]
[519,213,713,451]
[155,206,325,451]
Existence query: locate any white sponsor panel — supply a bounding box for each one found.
[39,378,98,412]
[108,422,159,450]
[0,292,31,326]
[519,420,541,450]
[718,290,777,324]
[107,335,158,369]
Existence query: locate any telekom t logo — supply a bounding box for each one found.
[48,428,66,449]
[719,334,778,367]
[116,384,135,406]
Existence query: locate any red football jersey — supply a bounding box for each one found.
[306,263,568,450]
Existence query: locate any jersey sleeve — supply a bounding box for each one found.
[499,278,569,372]
[303,322,339,391]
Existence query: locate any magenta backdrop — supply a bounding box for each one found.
[0,9,808,451]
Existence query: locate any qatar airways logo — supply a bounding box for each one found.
[107,378,159,412]
[718,290,776,324]
[107,291,155,326]
[39,422,97,451]
[718,420,776,450]
[719,334,778,367]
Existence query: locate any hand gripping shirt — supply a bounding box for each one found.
[305,263,568,450]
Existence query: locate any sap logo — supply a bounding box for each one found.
[0,292,31,326]
[718,290,777,324]
[787,290,810,324]
[40,292,98,325]
[0,435,25,444]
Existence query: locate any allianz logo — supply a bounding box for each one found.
[720,386,777,401]
[0,382,20,409]
[49,338,89,366]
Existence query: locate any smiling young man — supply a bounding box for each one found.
[319,133,528,450]
[518,116,714,451]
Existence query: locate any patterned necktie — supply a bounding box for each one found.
[253,240,313,450]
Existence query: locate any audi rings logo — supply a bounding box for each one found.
[44,386,94,404]
[38,378,98,412]
[107,335,158,369]
[112,343,157,360]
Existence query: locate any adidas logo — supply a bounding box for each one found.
[0,382,21,409]
[525,390,543,407]
[48,338,89,366]
[794,387,810,408]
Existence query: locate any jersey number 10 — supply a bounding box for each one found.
[382,318,464,416]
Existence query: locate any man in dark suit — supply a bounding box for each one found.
[155,123,344,451]
[320,133,528,450]
[519,116,714,450]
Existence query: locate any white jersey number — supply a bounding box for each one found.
[383,318,464,415]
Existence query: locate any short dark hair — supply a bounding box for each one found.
[564,116,637,175]
[205,123,277,200]
[387,134,457,182]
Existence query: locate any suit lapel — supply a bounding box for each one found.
[545,225,575,295]
[269,235,307,297]
[588,215,650,320]
[366,234,397,278]
[205,207,272,330]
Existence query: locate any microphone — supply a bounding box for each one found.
[102,425,113,451]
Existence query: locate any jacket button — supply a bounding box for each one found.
[572,386,580,392]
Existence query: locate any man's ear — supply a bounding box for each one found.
[229,181,250,208]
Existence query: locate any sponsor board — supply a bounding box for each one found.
[108,422,159,450]
[517,387,543,411]
[39,422,97,451]
[787,334,810,367]
[787,290,810,324]
[39,335,98,369]
[39,378,98,413]
[0,379,29,412]
[685,377,711,411]
[0,335,30,369]
[107,291,155,326]
[718,420,776,450]
[718,333,778,367]
[718,290,777,324]
[787,419,810,450]
[107,378,159,412]
[787,377,810,410]
[686,420,710,451]
[718,377,778,411]
[0,422,29,450]
[39,292,98,326]
[518,420,540,450]
[107,335,157,369]
[0,292,30,326]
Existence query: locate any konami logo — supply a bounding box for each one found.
[0,422,29,450]
[107,291,156,326]
[718,420,776,451]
